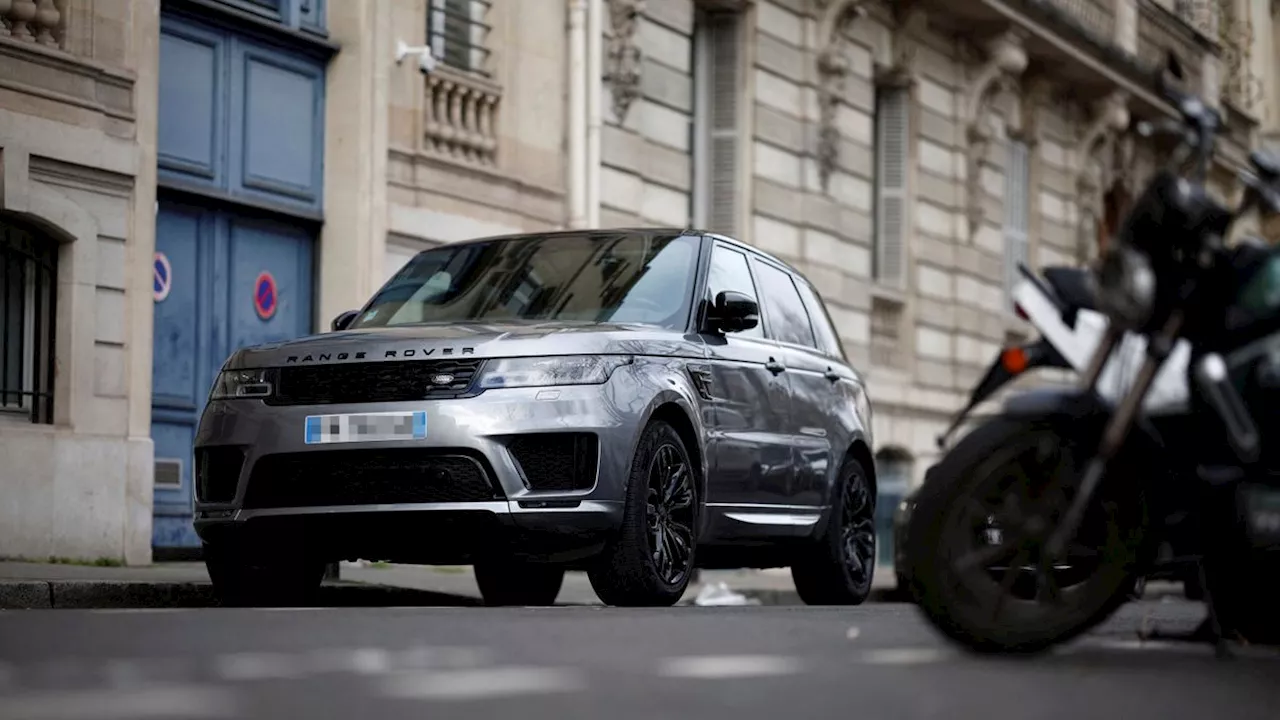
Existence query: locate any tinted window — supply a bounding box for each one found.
[754,262,816,348]
[705,246,763,338]
[352,233,699,330]
[794,279,844,358]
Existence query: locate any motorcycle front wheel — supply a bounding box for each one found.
[906,415,1149,654]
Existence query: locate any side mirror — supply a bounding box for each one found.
[331,310,359,332]
[707,290,759,334]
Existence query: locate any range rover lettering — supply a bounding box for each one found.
[194,229,877,607]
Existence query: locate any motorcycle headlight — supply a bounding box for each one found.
[209,368,274,400]
[476,355,633,390]
[1096,247,1156,329]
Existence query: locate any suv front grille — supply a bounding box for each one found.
[243,449,503,509]
[266,359,483,405]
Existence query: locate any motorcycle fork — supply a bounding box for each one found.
[1045,313,1184,559]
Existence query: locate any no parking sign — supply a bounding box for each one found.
[254,271,278,321]
[153,252,171,302]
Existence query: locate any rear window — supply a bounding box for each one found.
[753,261,816,348]
[794,279,845,359]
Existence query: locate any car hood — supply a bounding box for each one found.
[223,321,704,369]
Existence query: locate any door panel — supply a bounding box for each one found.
[751,260,832,507]
[228,216,314,350]
[700,245,797,520]
[150,201,315,550]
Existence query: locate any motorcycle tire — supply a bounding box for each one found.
[906,415,1149,655]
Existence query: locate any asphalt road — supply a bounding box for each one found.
[0,599,1277,720]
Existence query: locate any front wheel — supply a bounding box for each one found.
[906,417,1148,654]
[588,420,698,607]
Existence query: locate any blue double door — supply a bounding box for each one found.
[151,202,314,549]
[151,8,328,552]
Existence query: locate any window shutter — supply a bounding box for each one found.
[875,87,909,286]
[706,12,740,236]
[1004,139,1030,312]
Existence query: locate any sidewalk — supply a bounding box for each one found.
[0,560,900,609]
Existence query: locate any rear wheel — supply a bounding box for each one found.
[475,561,565,606]
[906,417,1147,654]
[791,458,876,605]
[588,420,698,607]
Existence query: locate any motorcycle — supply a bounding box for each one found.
[904,53,1280,655]
[915,265,1204,599]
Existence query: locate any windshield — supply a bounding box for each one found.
[351,232,701,330]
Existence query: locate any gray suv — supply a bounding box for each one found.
[194,229,877,607]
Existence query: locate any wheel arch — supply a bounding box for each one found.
[647,400,707,504]
[845,436,877,501]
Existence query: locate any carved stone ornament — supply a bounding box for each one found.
[605,0,645,123]
[814,0,868,193]
[1073,90,1130,248]
[963,31,1029,239]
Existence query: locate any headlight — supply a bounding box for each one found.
[209,369,273,400]
[476,355,633,390]
[1096,246,1155,329]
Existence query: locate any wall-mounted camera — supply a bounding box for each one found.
[395,40,437,75]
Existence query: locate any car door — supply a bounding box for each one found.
[698,243,797,514]
[749,260,840,508]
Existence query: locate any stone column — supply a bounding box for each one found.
[1113,0,1138,55]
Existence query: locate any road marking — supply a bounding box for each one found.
[656,655,803,679]
[858,647,953,665]
[0,684,233,719]
[378,666,586,701]
[213,652,307,680]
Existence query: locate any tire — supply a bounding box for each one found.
[475,561,565,606]
[906,416,1147,654]
[203,540,326,607]
[791,458,876,605]
[588,420,698,607]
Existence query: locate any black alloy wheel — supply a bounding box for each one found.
[589,420,699,607]
[646,442,697,586]
[792,458,877,605]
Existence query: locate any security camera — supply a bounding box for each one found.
[395,40,437,74]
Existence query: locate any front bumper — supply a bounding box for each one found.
[192,383,640,563]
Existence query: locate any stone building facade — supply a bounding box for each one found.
[0,0,160,564]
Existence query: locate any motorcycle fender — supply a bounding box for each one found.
[1001,389,1169,467]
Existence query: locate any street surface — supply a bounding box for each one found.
[0,598,1277,720]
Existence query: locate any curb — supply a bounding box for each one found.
[732,586,906,606]
[0,580,482,610]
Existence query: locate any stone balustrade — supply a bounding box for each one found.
[423,65,501,166]
[1043,0,1116,44]
[1,0,65,48]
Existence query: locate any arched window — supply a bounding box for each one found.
[1,215,57,424]
[874,447,913,568]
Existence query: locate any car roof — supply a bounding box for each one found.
[429,227,814,286]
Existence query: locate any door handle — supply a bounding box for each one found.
[766,358,786,375]
[824,368,840,383]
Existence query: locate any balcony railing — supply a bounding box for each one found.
[423,65,502,166]
[1042,0,1116,46]
[2,0,66,49]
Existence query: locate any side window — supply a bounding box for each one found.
[794,279,844,359]
[705,245,763,338]
[753,261,816,348]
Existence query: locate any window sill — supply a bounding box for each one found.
[869,283,908,307]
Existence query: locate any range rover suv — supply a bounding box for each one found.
[195,229,878,607]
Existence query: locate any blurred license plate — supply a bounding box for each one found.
[304,411,427,445]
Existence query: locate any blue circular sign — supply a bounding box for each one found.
[153,252,171,302]
[254,271,278,320]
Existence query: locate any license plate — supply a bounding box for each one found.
[304,411,427,445]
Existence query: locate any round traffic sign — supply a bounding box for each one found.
[153,252,172,302]
[254,271,278,321]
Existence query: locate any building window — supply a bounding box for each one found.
[873,85,909,287]
[1003,139,1030,313]
[0,217,57,425]
[692,9,742,235]
[428,0,491,76]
